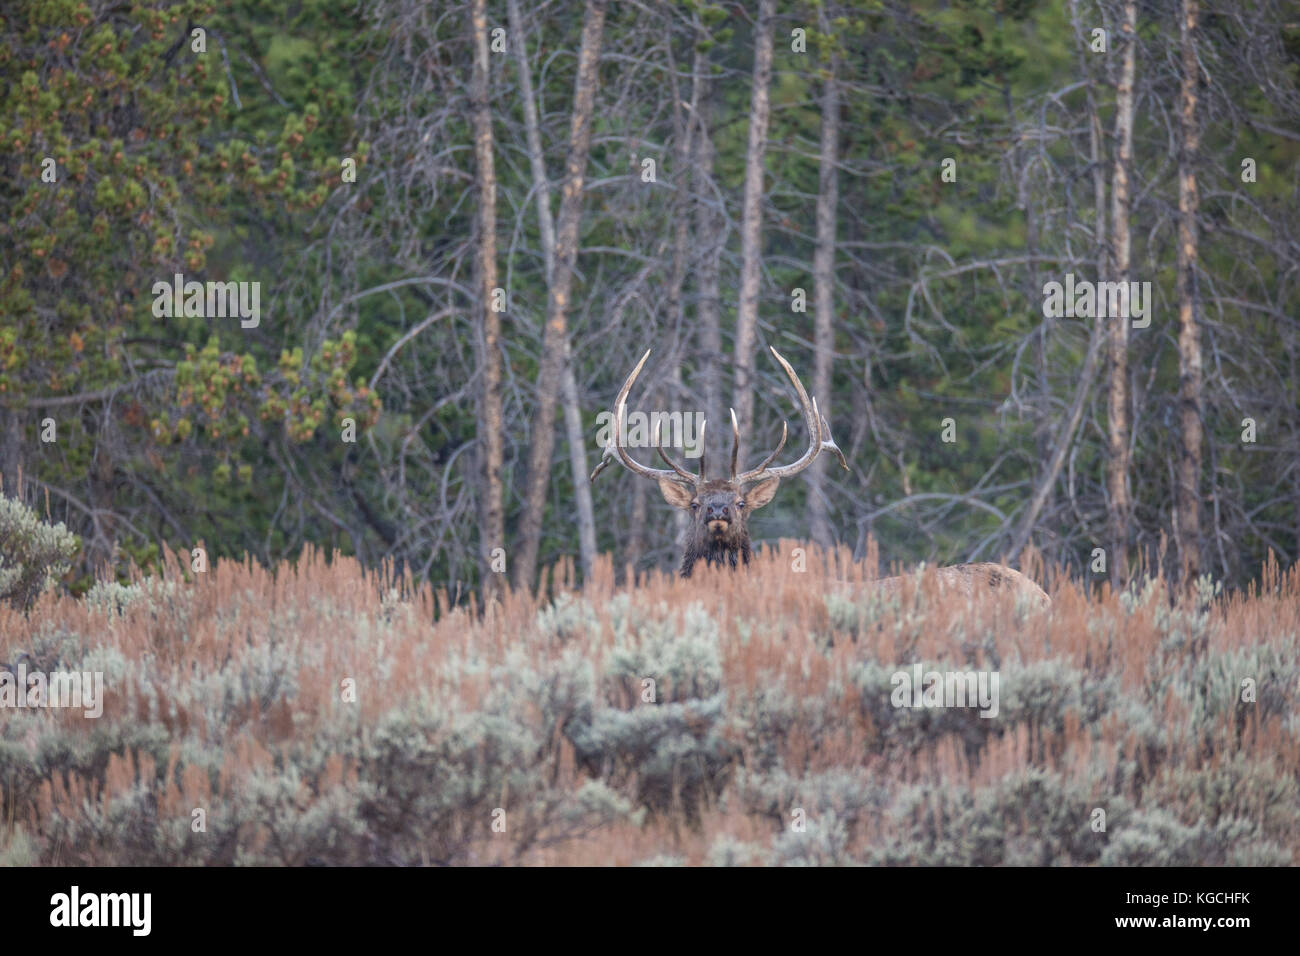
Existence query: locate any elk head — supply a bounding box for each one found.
[591,347,849,577]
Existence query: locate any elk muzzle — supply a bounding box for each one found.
[703,502,731,535]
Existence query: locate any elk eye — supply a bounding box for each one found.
[690,500,699,510]
[736,500,745,509]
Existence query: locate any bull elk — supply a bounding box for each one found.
[592,346,1049,608]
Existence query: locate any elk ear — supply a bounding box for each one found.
[657,478,695,510]
[745,476,781,510]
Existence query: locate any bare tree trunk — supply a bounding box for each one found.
[693,84,724,456]
[509,0,556,276]
[1106,0,1137,590]
[507,0,597,580]
[514,0,608,592]
[1176,0,1203,586]
[560,356,597,578]
[665,40,703,542]
[626,474,647,573]
[665,46,698,336]
[1022,146,1060,562]
[469,0,505,593]
[809,10,839,551]
[730,0,776,470]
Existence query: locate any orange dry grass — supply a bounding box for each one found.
[2,541,1297,865]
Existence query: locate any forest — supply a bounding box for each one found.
[2,0,1298,595]
[1,0,1299,870]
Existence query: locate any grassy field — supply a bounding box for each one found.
[2,542,1297,866]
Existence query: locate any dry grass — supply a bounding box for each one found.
[1,541,1296,865]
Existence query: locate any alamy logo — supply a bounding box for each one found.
[1042,273,1151,328]
[151,272,260,328]
[890,664,1000,718]
[594,409,705,459]
[0,664,103,718]
[49,886,151,936]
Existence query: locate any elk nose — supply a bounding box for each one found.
[706,504,727,520]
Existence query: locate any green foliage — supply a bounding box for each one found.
[0,0,375,583]
[3,0,1300,596]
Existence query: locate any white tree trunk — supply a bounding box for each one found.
[730,0,776,469]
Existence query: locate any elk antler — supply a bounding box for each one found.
[733,346,850,485]
[730,407,785,479]
[589,349,703,488]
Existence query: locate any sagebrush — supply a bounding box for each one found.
[1,543,1296,865]
[0,494,78,611]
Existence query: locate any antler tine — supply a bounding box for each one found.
[734,347,826,483]
[729,408,741,480]
[653,418,699,484]
[590,348,699,487]
[614,398,691,484]
[588,450,614,483]
[819,411,850,471]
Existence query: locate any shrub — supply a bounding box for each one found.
[0,495,79,609]
[3,547,1298,865]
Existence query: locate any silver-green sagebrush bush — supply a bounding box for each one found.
[2,549,1298,865]
[0,495,79,610]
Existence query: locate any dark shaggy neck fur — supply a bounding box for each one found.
[679,485,753,577]
[680,534,752,577]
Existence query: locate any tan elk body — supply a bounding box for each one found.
[592,346,1049,607]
